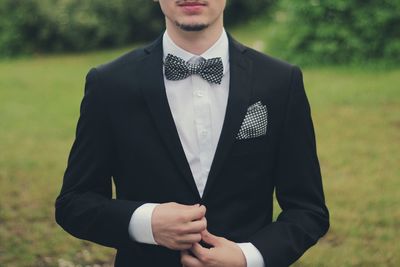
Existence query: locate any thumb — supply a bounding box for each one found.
[201,229,221,246]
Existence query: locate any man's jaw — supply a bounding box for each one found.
[175,21,209,32]
[174,1,209,31]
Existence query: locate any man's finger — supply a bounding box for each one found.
[190,242,210,261]
[181,250,189,256]
[201,229,221,247]
[180,250,189,267]
[181,250,202,267]
[184,205,206,221]
[183,218,207,233]
[177,233,202,244]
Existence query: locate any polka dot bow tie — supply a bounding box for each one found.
[164,53,224,84]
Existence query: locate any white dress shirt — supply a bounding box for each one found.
[128,29,265,267]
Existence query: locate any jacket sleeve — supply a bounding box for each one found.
[248,66,330,267]
[55,68,145,249]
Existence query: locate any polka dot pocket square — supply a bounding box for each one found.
[236,101,268,140]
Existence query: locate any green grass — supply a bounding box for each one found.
[292,68,400,267]
[1,32,399,266]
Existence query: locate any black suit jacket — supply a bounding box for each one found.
[55,34,329,267]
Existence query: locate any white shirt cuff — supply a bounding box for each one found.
[237,242,265,267]
[128,203,159,245]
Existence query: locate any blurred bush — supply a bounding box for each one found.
[0,0,275,57]
[269,0,400,65]
[225,0,276,26]
[0,0,163,56]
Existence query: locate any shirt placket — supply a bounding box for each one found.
[191,71,213,196]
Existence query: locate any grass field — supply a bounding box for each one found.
[0,30,399,266]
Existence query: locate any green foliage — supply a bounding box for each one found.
[0,0,276,57]
[0,0,162,56]
[224,0,276,26]
[0,0,164,57]
[269,0,400,65]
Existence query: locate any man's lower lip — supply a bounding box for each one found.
[180,5,205,13]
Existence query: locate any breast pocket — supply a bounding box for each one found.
[230,135,268,156]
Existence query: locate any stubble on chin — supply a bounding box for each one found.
[175,21,209,32]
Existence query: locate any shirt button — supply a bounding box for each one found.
[195,91,204,97]
[201,130,207,137]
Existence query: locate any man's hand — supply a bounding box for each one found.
[181,229,247,267]
[152,202,207,250]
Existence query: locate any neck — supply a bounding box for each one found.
[165,19,224,55]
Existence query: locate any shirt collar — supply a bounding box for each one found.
[162,29,229,74]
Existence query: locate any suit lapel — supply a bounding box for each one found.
[137,35,253,201]
[201,36,253,200]
[138,36,201,199]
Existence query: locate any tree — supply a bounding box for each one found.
[270,0,400,65]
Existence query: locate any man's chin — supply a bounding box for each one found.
[176,22,209,32]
